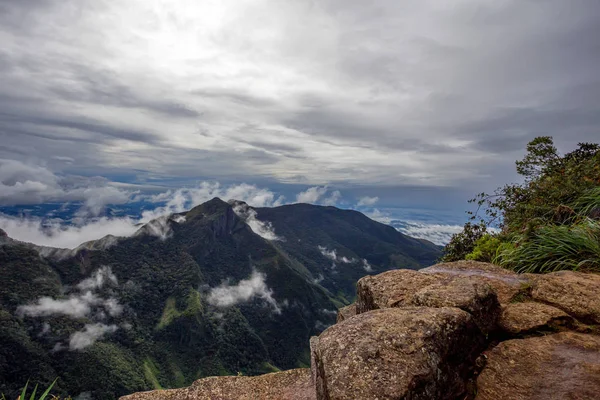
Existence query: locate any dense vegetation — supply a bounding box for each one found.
[0,199,441,399]
[443,136,600,273]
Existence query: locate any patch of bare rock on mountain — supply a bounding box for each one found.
[122,261,600,400]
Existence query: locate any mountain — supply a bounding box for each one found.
[0,198,441,399]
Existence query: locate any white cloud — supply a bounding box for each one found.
[322,190,342,206]
[0,213,139,249]
[362,259,373,272]
[0,181,285,249]
[0,159,132,216]
[231,202,281,241]
[207,270,281,314]
[318,246,338,261]
[68,323,118,350]
[296,186,328,204]
[143,182,284,221]
[18,291,104,318]
[76,266,118,291]
[17,267,123,321]
[318,246,355,264]
[356,196,379,207]
[365,208,393,225]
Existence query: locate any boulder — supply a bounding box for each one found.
[409,276,501,334]
[120,369,314,400]
[336,303,356,323]
[420,261,530,304]
[476,332,600,400]
[498,302,574,335]
[530,270,600,324]
[312,307,486,400]
[355,269,442,313]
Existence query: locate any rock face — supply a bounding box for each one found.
[409,277,500,334]
[312,307,486,400]
[121,369,314,400]
[476,332,600,400]
[355,269,441,313]
[335,303,356,323]
[530,270,600,324]
[420,260,529,304]
[498,302,574,335]
[122,262,600,400]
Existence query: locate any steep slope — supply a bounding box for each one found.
[0,199,441,399]
[255,203,441,301]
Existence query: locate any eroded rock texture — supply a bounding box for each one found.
[121,369,315,400]
[498,302,574,335]
[530,270,600,324]
[476,332,600,400]
[312,307,486,400]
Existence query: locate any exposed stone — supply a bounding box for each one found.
[336,303,356,323]
[530,270,600,324]
[409,276,501,334]
[476,332,600,400]
[312,307,486,400]
[120,369,314,400]
[421,261,530,304]
[355,269,442,314]
[499,302,574,335]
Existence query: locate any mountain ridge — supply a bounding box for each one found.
[0,198,442,399]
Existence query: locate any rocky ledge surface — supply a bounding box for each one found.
[122,261,600,400]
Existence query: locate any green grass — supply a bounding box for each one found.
[143,358,163,390]
[497,218,600,273]
[1,379,58,400]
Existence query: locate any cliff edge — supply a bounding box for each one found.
[123,261,600,400]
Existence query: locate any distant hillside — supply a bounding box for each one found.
[0,198,441,399]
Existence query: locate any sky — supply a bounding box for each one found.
[1,0,599,246]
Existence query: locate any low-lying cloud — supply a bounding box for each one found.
[393,221,465,246]
[207,270,281,314]
[231,202,281,241]
[356,196,379,207]
[77,266,119,291]
[0,214,139,249]
[318,246,355,264]
[69,323,118,351]
[17,266,124,350]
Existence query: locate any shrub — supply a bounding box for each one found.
[497,218,600,273]
[440,222,487,262]
[465,234,502,263]
[443,136,600,273]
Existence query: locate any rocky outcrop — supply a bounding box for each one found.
[335,303,356,323]
[420,260,529,304]
[530,270,600,324]
[476,332,600,400]
[311,307,485,400]
[409,277,500,334]
[121,369,314,400]
[123,262,600,400]
[355,269,441,313]
[498,302,574,335]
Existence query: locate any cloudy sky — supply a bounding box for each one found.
[1,0,599,244]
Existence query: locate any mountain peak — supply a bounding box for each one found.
[186,197,231,219]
